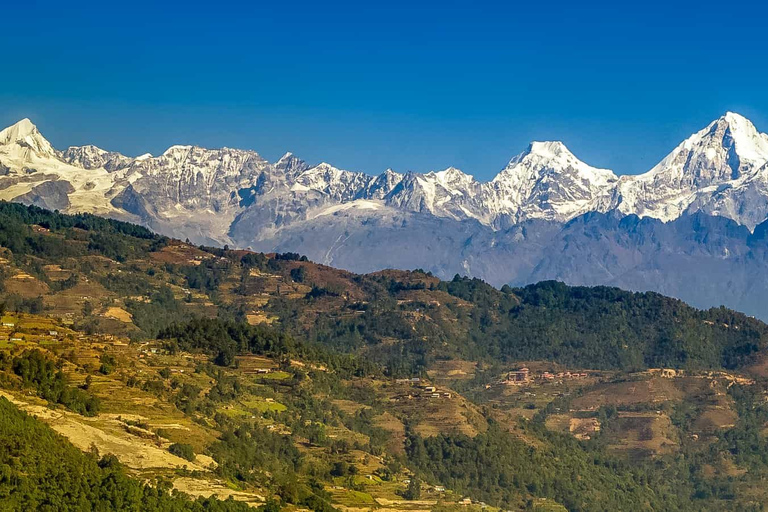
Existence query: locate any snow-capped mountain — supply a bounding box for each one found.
[487,141,618,226]
[4,112,768,317]
[0,118,56,160]
[382,167,483,222]
[61,145,140,171]
[610,112,768,229]
[0,115,630,244]
[2,112,767,238]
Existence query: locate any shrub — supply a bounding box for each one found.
[168,442,195,462]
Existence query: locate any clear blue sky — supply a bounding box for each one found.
[2,0,767,179]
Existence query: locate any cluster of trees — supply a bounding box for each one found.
[180,261,229,293]
[272,252,308,262]
[713,385,768,476]
[406,422,690,511]
[463,279,768,370]
[158,318,380,378]
[0,201,157,239]
[210,421,303,486]
[126,286,195,338]
[5,350,100,416]
[208,419,336,512]
[0,201,164,265]
[0,397,251,511]
[0,294,44,315]
[168,443,196,462]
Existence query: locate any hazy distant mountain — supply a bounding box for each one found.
[3,113,768,317]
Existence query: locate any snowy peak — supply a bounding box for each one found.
[276,151,295,164]
[274,152,309,178]
[505,141,577,168]
[433,166,475,184]
[523,140,572,159]
[498,140,617,185]
[423,167,478,197]
[364,169,404,199]
[0,118,38,143]
[484,141,618,224]
[613,112,768,227]
[161,144,193,157]
[61,144,134,171]
[713,112,768,165]
[647,111,768,181]
[294,162,371,201]
[299,162,343,181]
[0,118,56,159]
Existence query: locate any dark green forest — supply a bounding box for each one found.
[271,275,768,373]
[406,422,688,511]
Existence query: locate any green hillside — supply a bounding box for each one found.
[1,201,768,511]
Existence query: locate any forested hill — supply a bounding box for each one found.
[273,274,768,374]
[0,200,765,375]
[442,278,766,370]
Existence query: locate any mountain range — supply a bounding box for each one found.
[2,112,768,317]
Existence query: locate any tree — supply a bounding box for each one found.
[215,345,236,367]
[290,267,306,283]
[168,443,195,462]
[98,354,116,375]
[331,461,350,477]
[403,477,421,500]
[258,499,283,512]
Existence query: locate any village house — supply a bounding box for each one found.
[505,367,530,384]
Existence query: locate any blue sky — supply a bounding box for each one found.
[1,0,767,179]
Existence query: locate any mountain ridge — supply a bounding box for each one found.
[4,113,768,319]
[3,112,767,233]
